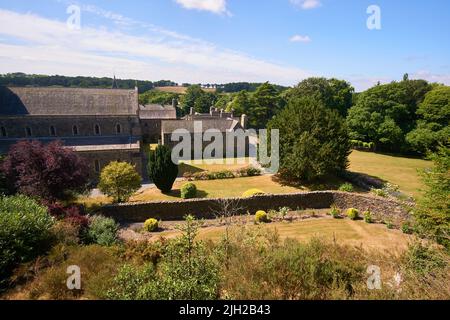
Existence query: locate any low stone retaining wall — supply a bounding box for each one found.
[101,191,411,223]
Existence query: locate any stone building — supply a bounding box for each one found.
[0,86,251,182]
[0,86,143,179]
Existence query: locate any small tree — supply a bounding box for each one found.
[148,145,178,193]
[98,161,141,203]
[1,140,89,201]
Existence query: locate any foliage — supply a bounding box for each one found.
[339,183,354,192]
[286,77,354,116]
[347,208,359,220]
[86,216,119,247]
[148,145,178,193]
[1,140,89,201]
[330,206,341,219]
[414,146,450,249]
[249,82,281,128]
[255,210,269,224]
[139,90,179,105]
[181,182,197,199]
[227,90,251,116]
[98,161,141,203]
[268,97,351,181]
[403,241,447,276]
[346,79,432,153]
[363,211,373,224]
[242,189,266,197]
[406,86,450,154]
[401,221,413,234]
[0,195,54,283]
[143,218,159,232]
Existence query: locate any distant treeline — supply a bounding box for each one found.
[0,73,176,93]
[216,82,287,93]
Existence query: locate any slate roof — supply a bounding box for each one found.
[0,87,139,116]
[139,104,177,120]
[161,119,241,133]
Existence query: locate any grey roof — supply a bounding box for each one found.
[139,104,176,120]
[0,87,138,116]
[162,119,241,133]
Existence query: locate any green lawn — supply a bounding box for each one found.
[349,150,432,198]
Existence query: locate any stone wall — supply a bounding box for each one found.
[101,191,410,223]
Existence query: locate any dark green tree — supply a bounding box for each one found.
[148,145,178,193]
[227,90,251,116]
[406,86,450,154]
[250,82,280,128]
[268,97,351,182]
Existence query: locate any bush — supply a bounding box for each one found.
[144,218,159,232]
[363,211,373,223]
[255,210,269,224]
[238,166,262,177]
[98,161,141,203]
[148,145,178,193]
[86,216,119,246]
[181,183,197,199]
[0,195,54,282]
[330,206,341,219]
[401,221,413,234]
[211,170,235,180]
[339,183,354,192]
[242,189,265,197]
[347,208,359,220]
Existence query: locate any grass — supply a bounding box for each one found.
[349,150,432,198]
[159,217,413,253]
[179,157,256,175]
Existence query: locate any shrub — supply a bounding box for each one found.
[330,206,341,219]
[401,221,413,234]
[255,210,269,224]
[238,166,262,177]
[347,208,359,220]
[98,161,141,203]
[371,188,388,197]
[148,145,178,193]
[181,183,197,199]
[278,207,290,220]
[363,211,373,223]
[144,218,159,232]
[86,215,119,246]
[339,183,354,192]
[0,195,54,282]
[385,220,394,229]
[1,140,89,201]
[211,170,235,180]
[242,189,265,197]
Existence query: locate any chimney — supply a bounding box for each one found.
[172,98,177,109]
[240,114,248,129]
[210,106,214,115]
[190,107,194,116]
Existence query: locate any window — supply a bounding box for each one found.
[116,124,122,134]
[0,126,6,137]
[94,124,101,135]
[72,125,79,136]
[94,160,100,173]
[50,126,56,136]
[25,126,32,137]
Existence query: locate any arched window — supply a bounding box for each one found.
[25,126,32,137]
[116,123,122,134]
[72,125,79,136]
[94,160,100,173]
[50,126,56,136]
[0,126,6,137]
[94,124,101,135]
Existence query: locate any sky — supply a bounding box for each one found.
[0,0,449,91]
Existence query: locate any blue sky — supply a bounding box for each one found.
[0,0,449,91]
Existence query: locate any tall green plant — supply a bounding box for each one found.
[148,145,178,193]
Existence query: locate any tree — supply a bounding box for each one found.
[287,77,354,117]
[181,85,204,113]
[268,97,351,181]
[250,82,280,128]
[414,146,450,250]
[346,79,431,153]
[227,90,251,116]
[98,161,141,203]
[406,86,450,154]
[148,145,178,193]
[1,140,89,201]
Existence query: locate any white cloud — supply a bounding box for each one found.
[290,0,322,10]
[0,9,311,85]
[174,0,230,15]
[290,34,311,43]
